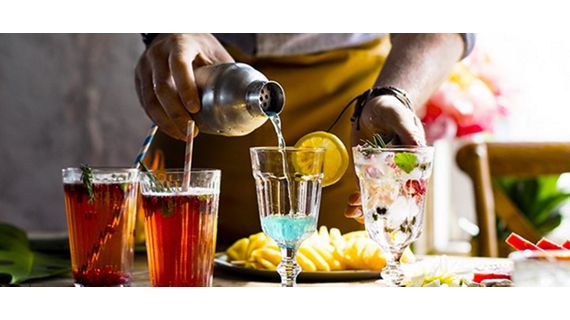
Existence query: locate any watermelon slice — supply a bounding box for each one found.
[563,241,570,250]
[505,232,541,251]
[536,238,564,250]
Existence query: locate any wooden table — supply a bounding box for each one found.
[21,253,511,287]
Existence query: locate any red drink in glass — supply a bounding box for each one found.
[62,168,138,287]
[140,170,220,287]
[143,193,218,286]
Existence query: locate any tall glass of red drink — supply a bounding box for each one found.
[62,167,138,287]
[140,169,221,287]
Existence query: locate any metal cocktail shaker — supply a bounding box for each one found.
[192,63,285,136]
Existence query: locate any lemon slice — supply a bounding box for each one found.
[294,131,349,187]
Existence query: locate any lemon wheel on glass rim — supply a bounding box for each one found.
[294,131,349,187]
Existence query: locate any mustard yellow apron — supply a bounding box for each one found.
[148,37,390,246]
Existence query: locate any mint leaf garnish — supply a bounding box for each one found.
[394,152,417,173]
[80,164,95,204]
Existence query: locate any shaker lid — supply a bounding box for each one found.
[246,80,285,116]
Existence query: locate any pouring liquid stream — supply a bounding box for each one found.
[268,113,295,215]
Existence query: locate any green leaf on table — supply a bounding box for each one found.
[0,223,70,285]
[0,223,30,251]
[394,152,418,174]
[26,253,70,282]
[0,249,34,285]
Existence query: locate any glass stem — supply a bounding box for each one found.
[381,253,404,287]
[277,246,301,287]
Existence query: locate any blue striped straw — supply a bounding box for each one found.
[134,124,159,169]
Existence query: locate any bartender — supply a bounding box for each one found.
[134,33,474,245]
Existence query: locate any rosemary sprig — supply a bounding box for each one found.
[361,133,387,149]
[138,161,167,192]
[80,164,95,204]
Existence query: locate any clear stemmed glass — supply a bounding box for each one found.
[353,145,434,286]
[250,147,325,287]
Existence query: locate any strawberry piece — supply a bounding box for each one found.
[536,238,565,250]
[563,241,570,250]
[505,232,541,251]
[404,179,427,196]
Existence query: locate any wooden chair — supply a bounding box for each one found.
[456,142,570,257]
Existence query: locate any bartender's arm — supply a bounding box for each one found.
[346,33,472,222]
[134,33,234,140]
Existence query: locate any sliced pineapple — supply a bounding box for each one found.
[226,226,416,273]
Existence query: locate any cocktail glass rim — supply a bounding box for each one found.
[62,167,139,173]
[62,167,139,183]
[352,145,435,153]
[138,169,222,196]
[138,168,221,174]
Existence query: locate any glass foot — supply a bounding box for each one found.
[381,261,405,287]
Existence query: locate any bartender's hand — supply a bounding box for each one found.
[135,33,234,140]
[350,94,426,147]
[346,95,426,224]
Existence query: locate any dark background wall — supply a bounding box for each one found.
[0,34,151,234]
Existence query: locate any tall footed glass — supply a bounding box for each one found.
[353,146,434,286]
[250,147,324,287]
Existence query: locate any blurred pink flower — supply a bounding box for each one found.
[421,48,511,144]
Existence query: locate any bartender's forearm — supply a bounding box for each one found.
[375,33,465,110]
